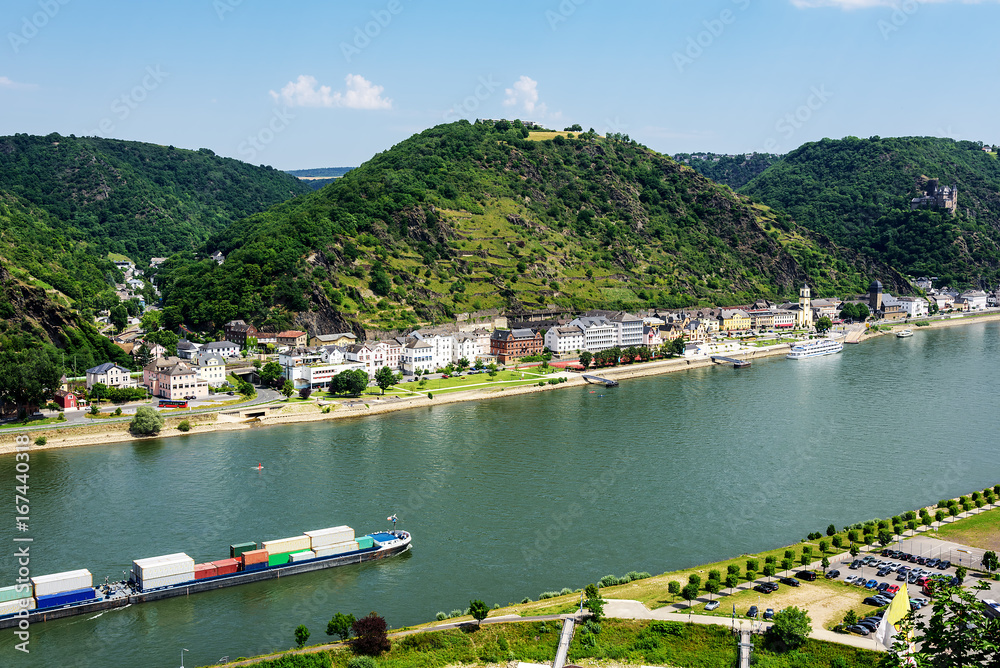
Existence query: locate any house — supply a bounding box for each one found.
[143,357,209,400]
[772,310,796,329]
[606,311,644,348]
[176,339,201,360]
[195,353,228,387]
[910,179,957,214]
[452,332,485,364]
[898,296,929,318]
[320,346,347,365]
[567,316,617,353]
[718,308,751,332]
[309,332,357,347]
[201,340,241,359]
[224,320,258,346]
[210,251,225,264]
[276,330,308,347]
[85,363,137,391]
[915,277,933,290]
[544,326,585,355]
[279,348,364,390]
[53,390,78,410]
[642,325,663,349]
[401,339,435,375]
[960,290,988,311]
[489,329,543,364]
[746,310,774,330]
[408,330,454,368]
[930,293,954,311]
[149,257,167,268]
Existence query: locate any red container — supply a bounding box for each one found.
[241,549,268,566]
[211,559,239,575]
[194,563,218,580]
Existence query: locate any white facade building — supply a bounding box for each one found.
[452,333,484,364]
[544,326,585,354]
[898,296,929,318]
[195,353,227,387]
[85,363,137,390]
[402,339,435,375]
[569,316,618,353]
[200,340,241,358]
[609,312,644,348]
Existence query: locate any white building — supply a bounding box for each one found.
[176,339,201,360]
[544,326,585,354]
[898,296,929,318]
[279,348,365,390]
[452,332,485,364]
[195,353,227,387]
[409,331,454,369]
[401,339,435,375]
[608,312,644,348]
[200,340,241,358]
[961,290,988,311]
[568,316,618,353]
[85,363,137,390]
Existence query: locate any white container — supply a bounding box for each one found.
[261,536,311,555]
[137,571,196,591]
[132,553,195,581]
[32,570,93,598]
[0,597,36,616]
[305,525,355,548]
[313,541,359,558]
[289,550,315,563]
[0,583,32,603]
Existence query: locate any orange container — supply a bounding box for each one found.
[211,559,240,575]
[241,549,268,566]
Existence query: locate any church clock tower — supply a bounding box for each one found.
[798,283,813,329]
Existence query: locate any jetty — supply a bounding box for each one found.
[711,356,751,368]
[582,374,619,387]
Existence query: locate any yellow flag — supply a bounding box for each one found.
[876,581,910,648]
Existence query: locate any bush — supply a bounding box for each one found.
[129,406,164,436]
[435,611,447,621]
[520,597,532,604]
[347,656,378,668]
[35,437,46,446]
[599,574,619,587]
[449,609,463,618]
[113,407,122,416]
[560,587,573,595]
[427,392,433,400]
[650,620,685,636]
[538,591,559,600]
[177,420,191,432]
[350,612,390,656]
[584,619,602,635]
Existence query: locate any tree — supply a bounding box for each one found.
[0,348,62,413]
[832,535,843,549]
[326,612,356,640]
[956,566,967,582]
[818,539,829,554]
[849,544,860,558]
[487,363,498,379]
[704,579,720,600]
[469,599,489,626]
[89,382,109,402]
[821,556,830,573]
[294,624,310,648]
[578,351,592,369]
[670,335,686,356]
[259,361,283,386]
[681,583,699,607]
[350,612,391,656]
[298,387,312,400]
[827,524,837,536]
[374,366,396,395]
[725,574,739,594]
[983,550,999,574]
[763,563,776,581]
[767,606,812,650]
[584,584,604,621]
[457,357,470,371]
[667,581,681,598]
[281,379,294,398]
[334,369,369,396]
[815,316,832,333]
[856,303,870,320]
[140,310,162,332]
[878,529,894,547]
[129,406,164,436]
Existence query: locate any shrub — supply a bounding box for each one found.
[35,437,46,446]
[177,420,191,432]
[427,392,433,400]
[449,609,463,618]
[599,574,619,587]
[560,587,573,595]
[129,406,164,436]
[584,619,602,635]
[347,656,378,668]
[538,591,559,600]
[520,597,532,604]
[113,407,122,416]
[350,612,390,656]
[435,612,446,621]
[650,620,684,636]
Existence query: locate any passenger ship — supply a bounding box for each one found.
[786,338,844,360]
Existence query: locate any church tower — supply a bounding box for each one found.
[798,282,813,329]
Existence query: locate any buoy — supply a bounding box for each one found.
[257,463,263,470]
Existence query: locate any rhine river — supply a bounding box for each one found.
[3,322,999,667]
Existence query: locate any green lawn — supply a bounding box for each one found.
[0,415,68,429]
[933,506,1000,553]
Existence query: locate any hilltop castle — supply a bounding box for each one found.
[910,178,957,214]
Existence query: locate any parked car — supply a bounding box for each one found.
[846,625,870,636]
[705,600,720,611]
[748,605,759,618]
[796,570,818,582]
[865,579,879,589]
[877,582,890,592]
[825,569,841,579]
[864,596,885,606]
[938,560,952,570]
[763,608,775,620]
[849,560,863,570]
[886,585,900,594]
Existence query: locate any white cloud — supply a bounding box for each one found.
[269,74,392,110]
[504,75,548,116]
[791,0,998,8]
[0,76,37,90]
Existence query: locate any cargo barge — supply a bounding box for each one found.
[0,525,410,630]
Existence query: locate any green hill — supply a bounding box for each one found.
[673,152,783,190]
[158,120,905,335]
[740,136,1000,287]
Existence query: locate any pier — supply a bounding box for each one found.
[581,374,619,387]
[711,356,751,368]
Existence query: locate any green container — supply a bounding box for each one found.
[0,584,32,603]
[356,536,374,550]
[230,542,257,559]
[267,552,292,567]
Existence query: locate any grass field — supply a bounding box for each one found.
[377,369,558,397]
[933,506,1000,552]
[526,131,582,141]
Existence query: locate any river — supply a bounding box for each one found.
[3,323,999,667]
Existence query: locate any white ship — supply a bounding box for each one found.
[786,338,844,360]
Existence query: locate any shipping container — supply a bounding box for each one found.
[194,564,218,580]
[35,587,96,609]
[267,552,293,567]
[356,536,375,550]
[241,549,268,566]
[230,542,257,559]
[243,562,266,572]
[289,550,315,563]
[32,570,93,598]
[132,553,195,581]
[211,559,240,576]
[0,597,35,616]
[304,525,355,548]
[138,571,195,591]
[0,583,32,603]
[261,536,311,555]
[313,542,359,558]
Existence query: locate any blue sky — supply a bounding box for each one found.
[2,0,997,169]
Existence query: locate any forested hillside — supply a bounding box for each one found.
[673,152,783,190]
[158,120,905,336]
[741,136,1000,286]
[0,133,311,261]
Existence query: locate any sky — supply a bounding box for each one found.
[1,0,997,169]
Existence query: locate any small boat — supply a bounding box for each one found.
[896,329,913,338]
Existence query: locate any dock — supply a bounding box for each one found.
[711,356,751,368]
[582,374,619,387]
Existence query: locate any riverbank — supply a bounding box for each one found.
[0,344,791,456]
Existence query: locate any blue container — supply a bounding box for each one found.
[35,587,96,609]
[243,562,266,572]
